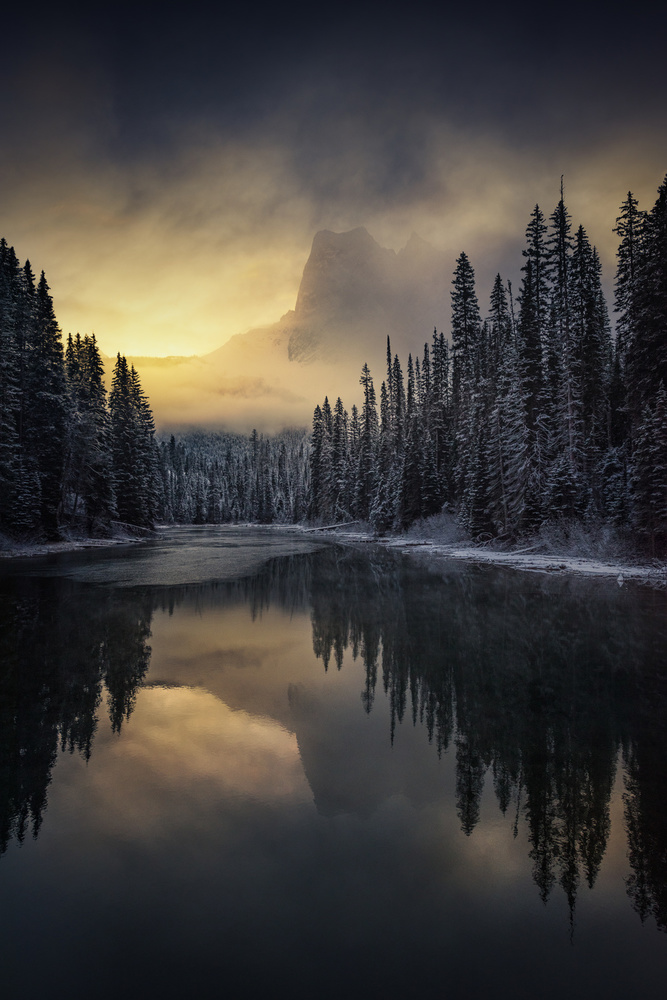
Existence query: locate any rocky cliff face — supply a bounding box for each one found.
[284,227,447,365]
[126,228,450,431]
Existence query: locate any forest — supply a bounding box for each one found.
[307,177,667,555]
[0,241,160,538]
[0,173,665,553]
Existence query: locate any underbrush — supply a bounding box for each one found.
[404,510,468,545]
[525,519,645,564]
[402,512,652,566]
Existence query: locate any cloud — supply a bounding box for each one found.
[2,10,666,374]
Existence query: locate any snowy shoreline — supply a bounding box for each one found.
[0,533,148,560]
[308,527,667,589]
[2,524,665,590]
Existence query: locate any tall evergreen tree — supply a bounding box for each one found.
[355,364,378,520]
[0,241,22,528]
[63,334,116,531]
[627,175,667,423]
[25,273,67,538]
[451,252,481,402]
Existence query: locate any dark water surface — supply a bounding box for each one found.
[1,526,666,999]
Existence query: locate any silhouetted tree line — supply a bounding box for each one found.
[301,544,667,931]
[0,574,152,855]
[0,239,160,538]
[1,547,666,929]
[309,176,667,555]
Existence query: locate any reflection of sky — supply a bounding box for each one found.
[2,591,666,998]
[3,4,666,365]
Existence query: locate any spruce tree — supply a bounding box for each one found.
[547,186,580,473]
[627,175,667,422]
[0,241,21,528]
[355,364,378,520]
[25,273,67,538]
[613,191,645,375]
[451,252,481,402]
[570,228,612,476]
[63,334,116,531]
[630,384,667,556]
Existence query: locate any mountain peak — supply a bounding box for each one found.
[307,226,393,264]
[398,231,434,258]
[295,227,397,322]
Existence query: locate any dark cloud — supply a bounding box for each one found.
[1,1,665,365]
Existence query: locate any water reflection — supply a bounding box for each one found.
[306,546,667,930]
[1,541,666,941]
[0,575,152,854]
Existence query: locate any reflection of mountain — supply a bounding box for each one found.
[112,228,448,432]
[148,546,667,930]
[302,546,667,929]
[2,544,666,933]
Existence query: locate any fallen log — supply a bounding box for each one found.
[302,520,360,533]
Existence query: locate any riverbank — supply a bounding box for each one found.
[3,521,665,589]
[0,526,155,560]
[306,523,667,589]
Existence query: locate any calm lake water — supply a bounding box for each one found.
[1,526,666,999]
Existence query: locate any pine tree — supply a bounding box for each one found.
[63,334,116,531]
[630,384,667,556]
[613,191,645,384]
[309,405,325,520]
[331,397,349,520]
[627,175,667,422]
[369,381,395,533]
[451,252,481,402]
[355,364,378,520]
[486,334,528,535]
[548,185,580,474]
[25,272,67,538]
[110,354,155,527]
[488,273,513,375]
[0,241,22,528]
[570,228,612,477]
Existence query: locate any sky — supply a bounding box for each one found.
[2,1,666,360]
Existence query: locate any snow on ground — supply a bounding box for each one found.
[0,534,146,560]
[311,528,667,589]
[2,524,665,589]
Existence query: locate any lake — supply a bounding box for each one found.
[1,526,666,999]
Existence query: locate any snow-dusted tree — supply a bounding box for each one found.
[369,381,396,533]
[24,272,67,538]
[570,228,612,479]
[627,175,667,423]
[486,335,528,535]
[62,334,116,531]
[451,252,481,403]
[630,384,667,556]
[0,240,22,529]
[354,364,378,520]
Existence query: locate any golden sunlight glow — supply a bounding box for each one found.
[5,128,665,366]
[82,686,312,839]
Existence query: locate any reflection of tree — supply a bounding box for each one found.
[0,576,153,856]
[304,545,667,930]
[3,542,665,933]
[624,698,667,931]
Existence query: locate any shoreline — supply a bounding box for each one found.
[2,523,666,589]
[0,534,149,561]
[308,527,667,589]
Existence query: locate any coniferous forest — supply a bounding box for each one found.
[1,174,666,554]
[0,237,160,538]
[309,176,667,556]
